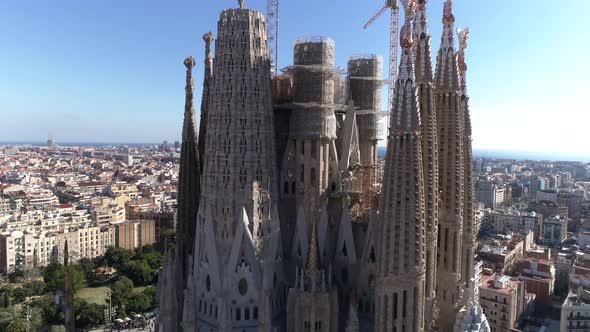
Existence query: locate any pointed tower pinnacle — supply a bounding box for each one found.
[397,2,416,84]
[413,0,434,84]
[435,0,460,90]
[457,26,477,297]
[307,217,320,291]
[434,0,466,329]
[198,32,214,169]
[413,0,440,329]
[390,0,420,132]
[175,55,201,321]
[441,0,455,49]
[182,57,197,142]
[375,1,427,331]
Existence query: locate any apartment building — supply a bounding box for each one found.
[481,209,543,240]
[26,188,58,209]
[92,205,125,226]
[543,215,568,246]
[0,230,30,273]
[0,195,12,212]
[77,226,115,259]
[113,220,155,250]
[561,289,590,331]
[513,258,555,304]
[106,182,139,199]
[479,274,526,332]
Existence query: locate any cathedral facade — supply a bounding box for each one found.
[157,0,488,331]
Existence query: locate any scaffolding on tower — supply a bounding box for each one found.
[340,54,387,223]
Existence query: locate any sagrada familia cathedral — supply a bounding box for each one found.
[157,0,490,331]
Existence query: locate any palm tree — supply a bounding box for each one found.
[0,307,27,332]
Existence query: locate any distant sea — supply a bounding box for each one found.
[1,142,587,163]
[0,141,158,148]
[376,146,590,163]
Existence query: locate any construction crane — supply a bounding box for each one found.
[364,0,401,114]
[267,0,279,76]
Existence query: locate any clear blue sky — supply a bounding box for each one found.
[1,1,589,157]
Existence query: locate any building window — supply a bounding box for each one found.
[300,165,305,183]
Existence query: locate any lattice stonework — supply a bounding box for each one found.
[201,8,276,252]
[194,9,279,331]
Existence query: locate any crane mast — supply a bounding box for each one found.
[388,7,399,110]
[267,0,279,76]
[364,0,401,118]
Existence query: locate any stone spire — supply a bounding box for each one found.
[435,0,460,90]
[174,56,201,320]
[390,1,420,132]
[413,0,440,328]
[193,7,279,330]
[375,1,426,331]
[458,27,476,294]
[307,217,320,276]
[198,32,214,170]
[413,0,433,84]
[397,11,415,83]
[434,0,465,329]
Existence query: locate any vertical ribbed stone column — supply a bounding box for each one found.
[376,3,426,331]
[413,0,440,328]
[175,56,201,321]
[434,1,465,329]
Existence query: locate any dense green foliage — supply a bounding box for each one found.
[101,245,162,285]
[43,263,86,293]
[3,244,164,329]
[75,300,106,329]
[0,306,42,332]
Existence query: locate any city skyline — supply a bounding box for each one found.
[1,0,589,157]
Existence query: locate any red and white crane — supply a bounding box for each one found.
[364,0,401,112]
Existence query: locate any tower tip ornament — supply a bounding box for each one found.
[458,27,470,52]
[414,0,430,38]
[457,27,470,95]
[398,0,416,82]
[400,0,416,17]
[203,31,214,45]
[184,56,195,69]
[238,0,245,9]
[441,0,456,49]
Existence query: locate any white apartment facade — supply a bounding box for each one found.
[543,215,568,246]
[561,290,590,331]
